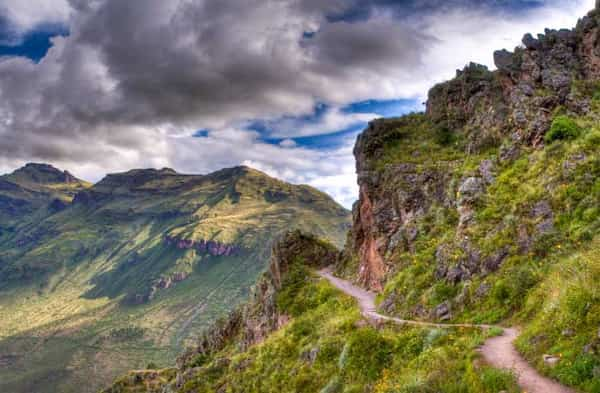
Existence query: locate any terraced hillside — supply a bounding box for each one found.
[0,165,350,393]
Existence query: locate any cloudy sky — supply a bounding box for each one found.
[0,0,594,207]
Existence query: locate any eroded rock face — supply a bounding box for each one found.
[164,235,241,257]
[347,122,452,292]
[427,8,600,147]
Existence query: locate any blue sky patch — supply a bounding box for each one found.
[0,24,68,62]
[247,98,421,150]
[343,98,423,117]
[193,129,210,138]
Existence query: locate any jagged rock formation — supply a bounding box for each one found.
[164,236,241,257]
[344,6,600,293]
[429,9,600,149]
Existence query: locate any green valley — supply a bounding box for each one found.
[0,165,350,393]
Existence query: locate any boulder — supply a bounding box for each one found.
[434,301,452,321]
[494,49,516,72]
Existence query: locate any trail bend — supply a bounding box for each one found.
[317,268,574,393]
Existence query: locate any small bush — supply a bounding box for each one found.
[339,328,392,383]
[434,126,456,146]
[545,116,581,143]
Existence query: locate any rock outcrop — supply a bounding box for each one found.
[346,117,453,292]
[344,6,600,295]
[164,235,241,257]
[428,8,600,148]
[130,271,191,304]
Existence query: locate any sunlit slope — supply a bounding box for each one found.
[0,165,350,393]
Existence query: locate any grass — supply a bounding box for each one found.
[343,92,599,391]
[122,264,519,393]
[102,230,521,392]
[0,166,350,393]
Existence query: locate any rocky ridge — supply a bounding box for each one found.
[343,6,600,294]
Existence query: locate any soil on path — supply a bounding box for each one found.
[317,268,574,393]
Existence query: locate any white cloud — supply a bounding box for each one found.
[0,0,71,42]
[0,0,595,208]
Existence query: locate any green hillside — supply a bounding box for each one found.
[0,165,350,393]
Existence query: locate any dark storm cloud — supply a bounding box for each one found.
[0,0,593,206]
[0,0,435,163]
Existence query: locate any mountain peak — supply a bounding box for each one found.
[7,162,86,186]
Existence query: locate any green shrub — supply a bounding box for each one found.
[434,126,456,146]
[339,328,392,383]
[480,367,519,392]
[545,116,582,143]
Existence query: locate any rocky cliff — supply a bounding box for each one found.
[102,7,600,393]
[342,6,600,296]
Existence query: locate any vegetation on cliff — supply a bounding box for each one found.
[105,232,519,393]
[334,7,600,392]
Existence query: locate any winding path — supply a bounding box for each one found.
[317,268,574,393]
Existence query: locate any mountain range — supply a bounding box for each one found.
[0,163,350,393]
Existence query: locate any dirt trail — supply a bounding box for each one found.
[317,268,574,393]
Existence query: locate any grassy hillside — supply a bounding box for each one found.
[0,165,350,393]
[104,232,519,393]
[337,104,600,390]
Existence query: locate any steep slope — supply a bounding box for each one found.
[0,165,350,393]
[105,5,599,393]
[334,6,600,392]
[105,232,521,393]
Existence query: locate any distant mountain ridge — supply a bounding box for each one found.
[0,163,350,393]
[0,163,91,230]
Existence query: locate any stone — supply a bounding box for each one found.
[482,249,508,275]
[499,144,520,162]
[562,328,575,337]
[494,49,515,72]
[434,301,452,321]
[379,292,398,314]
[479,160,495,184]
[475,282,491,298]
[300,347,320,364]
[522,33,541,50]
[446,267,465,284]
[458,177,485,204]
[583,343,595,354]
[543,354,561,367]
